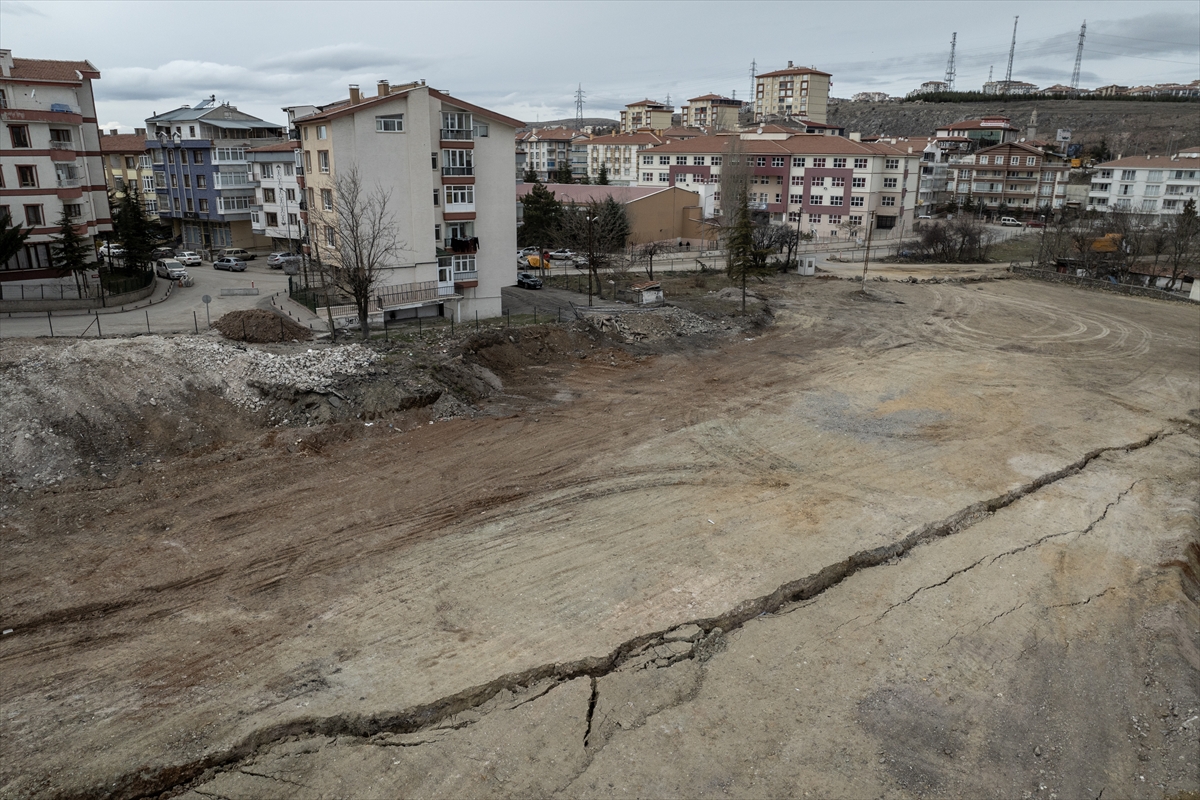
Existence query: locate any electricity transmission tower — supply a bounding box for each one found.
[944,32,957,90]
[1003,16,1019,93]
[1070,21,1086,93]
[574,84,585,129]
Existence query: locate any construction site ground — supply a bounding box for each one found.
[1,272,1198,800]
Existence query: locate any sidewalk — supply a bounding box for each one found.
[269,290,329,333]
[1,277,173,319]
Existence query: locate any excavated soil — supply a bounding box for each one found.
[1,276,1198,800]
[213,309,314,343]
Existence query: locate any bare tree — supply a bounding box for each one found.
[1164,198,1198,291]
[307,168,406,339]
[631,239,671,279]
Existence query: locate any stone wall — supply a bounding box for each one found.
[1008,265,1195,303]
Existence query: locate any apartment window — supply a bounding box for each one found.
[263,188,276,203]
[197,175,207,189]
[1098,170,1113,179]
[193,151,203,164]
[810,195,824,205]
[1120,170,1137,181]
[8,125,30,148]
[979,156,989,165]
[830,195,843,206]
[658,172,670,182]
[288,213,298,225]
[854,158,868,169]
[1006,156,1018,166]
[186,198,194,212]
[711,156,722,166]
[1145,185,1161,196]
[432,189,440,206]
[307,188,314,209]
[0,90,6,109]
[812,158,826,168]
[17,165,37,188]
[1141,199,1158,211]
[124,156,136,169]
[431,152,438,170]
[885,158,899,169]
[850,195,864,207]
[659,156,670,165]
[676,156,688,165]
[642,155,653,165]
[170,174,178,188]
[829,215,842,225]
[693,156,705,165]
[788,211,801,222]
[283,163,293,177]
[376,114,404,133]
[183,174,191,189]
[772,157,785,167]
[139,155,151,169]
[831,177,845,187]
[303,126,309,140]
[305,151,312,172]
[1147,170,1162,183]
[1025,156,1037,166]
[852,177,866,188]
[792,157,805,168]
[789,193,802,204]
[447,185,474,204]
[753,157,766,167]
[286,188,296,201]
[833,158,846,168]
[790,175,802,186]
[266,212,278,227]
[881,196,896,206]
[810,176,825,187]
[199,199,209,213]
[1172,170,1197,179]
[883,177,897,188]
[443,149,474,175]
[850,215,863,226]
[1091,183,1111,193]
[1162,199,1180,210]
[114,175,126,191]
[316,125,327,140]
[434,224,441,243]
[642,172,654,182]
[321,189,333,210]
[318,151,329,173]
[167,149,175,164]
[142,175,155,192]
[143,199,158,213]
[261,164,274,179]
[1119,184,1134,196]
[324,226,335,246]
[62,203,82,218]
[809,213,822,224]
[473,123,489,138]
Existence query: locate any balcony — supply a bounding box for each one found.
[373,280,457,309]
[442,166,474,176]
[444,237,479,254]
[50,140,75,150]
[56,177,81,188]
[213,174,254,189]
[440,128,473,141]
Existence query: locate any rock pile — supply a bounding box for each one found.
[580,308,718,341]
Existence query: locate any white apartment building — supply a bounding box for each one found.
[1086,153,1200,221]
[619,100,673,133]
[0,49,111,287]
[583,131,665,185]
[635,132,919,237]
[754,63,832,124]
[294,80,520,323]
[247,141,303,250]
[680,94,741,130]
[519,127,586,182]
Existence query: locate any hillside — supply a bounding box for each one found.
[522,117,619,130]
[828,99,1199,156]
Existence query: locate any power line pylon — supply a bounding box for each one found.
[1070,21,1086,94]
[944,32,957,90]
[1003,16,1019,93]
[574,84,585,129]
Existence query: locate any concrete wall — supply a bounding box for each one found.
[1009,265,1196,303]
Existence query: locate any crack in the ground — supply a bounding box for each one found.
[877,554,990,620]
[582,677,599,748]
[237,768,307,788]
[109,428,1174,800]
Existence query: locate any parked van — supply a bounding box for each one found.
[218,248,256,260]
[999,217,1022,227]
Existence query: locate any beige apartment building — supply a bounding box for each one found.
[294,80,520,323]
[0,49,111,288]
[754,63,832,124]
[680,94,741,130]
[99,129,157,220]
[636,132,919,237]
[619,99,674,133]
[583,131,665,185]
[948,141,1071,214]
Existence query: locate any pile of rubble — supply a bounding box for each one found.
[579,307,719,341]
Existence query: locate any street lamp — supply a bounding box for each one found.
[586,214,597,307]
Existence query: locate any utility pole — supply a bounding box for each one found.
[860,211,876,292]
[1003,16,1019,94]
[944,32,957,91]
[1070,21,1086,93]
[749,59,757,118]
[574,84,585,130]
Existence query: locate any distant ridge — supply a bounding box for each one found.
[521,117,619,130]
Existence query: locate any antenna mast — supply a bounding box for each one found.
[749,59,757,116]
[1070,21,1086,93]
[574,84,585,129]
[944,32,957,90]
[1003,16,1019,93]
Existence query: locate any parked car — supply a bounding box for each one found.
[218,248,255,261]
[999,217,1022,227]
[213,257,247,271]
[518,247,539,257]
[267,252,298,268]
[516,272,543,289]
[98,244,125,258]
[547,249,576,260]
[273,254,302,272]
[175,251,202,266]
[154,258,188,279]
[151,246,176,259]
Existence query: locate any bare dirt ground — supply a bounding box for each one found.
[1,274,1198,800]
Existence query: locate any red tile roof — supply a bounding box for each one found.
[757,66,832,79]
[1096,154,1192,168]
[625,99,671,108]
[585,132,666,146]
[516,184,679,205]
[248,140,300,152]
[641,133,911,157]
[293,86,523,129]
[99,133,149,154]
[9,57,99,83]
[688,93,734,102]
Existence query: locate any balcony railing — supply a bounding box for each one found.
[50,140,75,150]
[440,129,473,140]
[56,178,81,188]
[374,280,456,309]
[444,237,479,253]
[213,174,254,189]
[442,166,474,176]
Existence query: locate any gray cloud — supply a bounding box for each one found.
[254,44,430,74]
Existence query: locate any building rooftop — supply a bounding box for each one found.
[99,133,150,153]
[1096,154,1198,168]
[757,65,832,79]
[293,84,523,129]
[942,117,1020,132]
[626,99,672,109]
[248,141,301,153]
[585,131,667,146]
[515,184,680,205]
[640,133,911,157]
[8,57,99,83]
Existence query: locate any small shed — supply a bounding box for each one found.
[619,281,664,306]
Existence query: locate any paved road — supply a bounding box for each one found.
[0,259,291,339]
[500,285,585,321]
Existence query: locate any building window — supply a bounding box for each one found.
[62,203,82,218]
[17,165,37,188]
[812,157,826,168]
[283,163,293,176]
[376,115,404,133]
[443,149,473,175]
[831,177,845,187]
[143,175,155,191]
[772,156,785,167]
[979,156,989,165]
[676,156,688,165]
[318,151,329,173]
[446,185,474,204]
[1120,170,1137,181]
[321,189,333,210]
[693,156,705,165]
[167,149,175,164]
[832,158,846,168]
[829,215,842,225]
[850,195,864,207]
[199,199,209,212]
[286,188,296,201]
[809,213,822,224]
[124,156,135,169]
[658,172,670,182]
[788,211,801,222]
[261,163,274,179]
[183,174,191,188]
[810,176,825,187]
[325,226,336,246]
[305,151,312,172]
[139,155,151,168]
[288,213,298,225]
[883,177,897,188]
[197,175,206,189]
[170,174,178,188]
[9,125,30,148]
[810,195,824,205]
[642,172,654,182]
[885,158,899,169]
[193,150,204,164]
[830,195,843,206]
[1009,156,1020,166]
[881,196,896,206]
[1146,170,1163,182]
[854,158,868,169]
[266,212,278,226]
[1141,199,1158,211]
[789,193,802,204]
[433,189,440,206]
[642,155,653,165]
[711,157,722,166]
[790,175,802,186]
[263,188,276,203]
[850,214,863,226]
[659,156,670,165]
[1025,156,1037,166]
[186,198,194,212]
[317,125,327,140]
[852,177,866,188]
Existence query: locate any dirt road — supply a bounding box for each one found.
[1,276,1197,799]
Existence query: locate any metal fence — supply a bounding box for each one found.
[0,270,153,302]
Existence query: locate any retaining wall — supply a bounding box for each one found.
[0,279,158,314]
[1009,265,1195,304]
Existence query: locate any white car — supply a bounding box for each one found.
[999,217,1023,227]
[175,251,202,266]
[547,249,576,260]
[98,244,125,258]
[154,259,188,279]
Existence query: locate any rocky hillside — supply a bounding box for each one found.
[828,99,1199,156]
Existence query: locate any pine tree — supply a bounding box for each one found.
[115,184,156,270]
[554,160,573,184]
[51,208,93,292]
[579,173,591,184]
[1,208,30,266]
[523,167,538,183]
[725,188,760,314]
[518,182,563,249]
[596,164,610,185]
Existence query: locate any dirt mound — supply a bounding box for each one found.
[214,308,312,343]
[579,307,720,341]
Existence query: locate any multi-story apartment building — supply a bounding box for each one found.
[635,132,919,237]
[933,117,1020,148]
[583,131,666,185]
[1085,153,1200,222]
[247,141,303,251]
[0,49,111,286]
[753,63,831,124]
[620,100,673,133]
[293,79,520,322]
[981,80,1039,95]
[948,141,1070,213]
[680,94,741,130]
[145,96,286,253]
[519,127,586,182]
[99,129,157,221]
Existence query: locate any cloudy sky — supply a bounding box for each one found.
[3,0,1197,131]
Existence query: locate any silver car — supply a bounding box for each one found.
[213,257,247,272]
[155,258,188,279]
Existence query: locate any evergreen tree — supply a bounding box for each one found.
[596,164,610,185]
[0,208,30,266]
[579,173,591,184]
[725,188,765,313]
[597,196,630,252]
[554,160,573,184]
[518,182,563,249]
[523,166,538,183]
[51,208,93,292]
[115,184,156,270]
